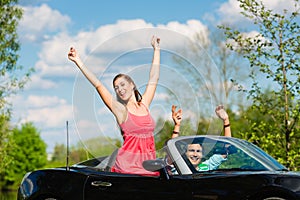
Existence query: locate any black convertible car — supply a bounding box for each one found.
[18,135,300,200]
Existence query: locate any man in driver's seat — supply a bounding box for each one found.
[185,142,228,171]
[168,105,232,173]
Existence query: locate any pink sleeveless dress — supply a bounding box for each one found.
[111,106,159,176]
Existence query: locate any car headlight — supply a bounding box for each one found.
[18,172,33,199]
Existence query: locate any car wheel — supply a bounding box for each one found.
[252,192,295,200]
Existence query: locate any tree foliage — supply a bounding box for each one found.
[0,0,33,184]
[0,123,47,189]
[0,0,31,110]
[0,114,14,175]
[172,29,247,114]
[220,0,300,170]
[49,136,122,167]
[50,144,93,166]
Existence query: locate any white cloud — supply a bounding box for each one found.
[160,20,209,44]
[19,4,71,42]
[75,119,101,139]
[29,17,209,86]
[10,94,89,152]
[218,0,299,24]
[25,74,58,90]
[84,19,155,53]
[24,104,72,127]
[26,95,67,108]
[80,19,209,53]
[218,0,243,24]
[263,0,298,12]
[75,116,121,141]
[97,106,110,116]
[11,95,72,128]
[153,92,169,101]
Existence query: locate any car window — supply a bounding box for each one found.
[217,147,266,170]
[175,138,267,173]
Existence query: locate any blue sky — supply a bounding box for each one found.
[12,0,296,154]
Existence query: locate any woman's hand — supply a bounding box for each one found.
[172,105,182,126]
[68,47,81,63]
[215,105,231,137]
[215,105,229,122]
[151,35,160,50]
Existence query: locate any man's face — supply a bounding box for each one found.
[186,144,203,167]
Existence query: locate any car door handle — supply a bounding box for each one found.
[91,181,112,187]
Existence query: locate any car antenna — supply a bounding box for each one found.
[66,120,70,171]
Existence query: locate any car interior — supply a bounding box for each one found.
[174,138,267,173]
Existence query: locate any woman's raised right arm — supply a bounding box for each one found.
[68,47,126,122]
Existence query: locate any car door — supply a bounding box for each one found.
[187,173,231,200]
[187,172,254,200]
[84,172,192,200]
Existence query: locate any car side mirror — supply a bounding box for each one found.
[143,159,170,180]
[143,159,165,172]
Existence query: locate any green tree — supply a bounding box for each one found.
[0,0,32,178]
[49,143,67,167]
[0,123,47,189]
[220,0,300,170]
[51,143,67,162]
[0,114,14,175]
[49,136,122,167]
[81,136,121,157]
[0,0,31,109]
[172,29,247,116]
[193,29,247,106]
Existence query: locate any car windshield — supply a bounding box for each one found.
[174,136,286,173]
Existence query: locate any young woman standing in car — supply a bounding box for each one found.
[68,36,160,176]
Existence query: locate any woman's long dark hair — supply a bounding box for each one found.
[113,74,142,104]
